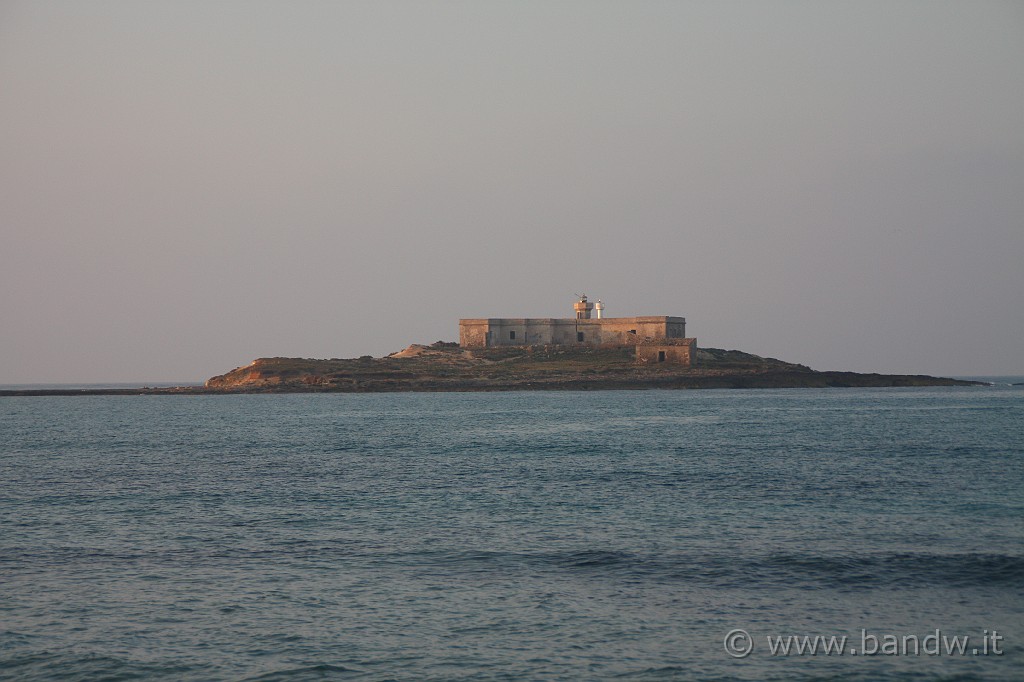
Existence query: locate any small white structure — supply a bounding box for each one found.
[594,300,605,319]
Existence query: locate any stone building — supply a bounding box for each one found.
[635,338,697,366]
[459,295,696,366]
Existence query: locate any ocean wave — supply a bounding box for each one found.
[375,548,1024,590]
[5,543,1021,590]
[242,663,364,681]
[0,651,206,681]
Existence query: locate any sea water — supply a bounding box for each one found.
[1,386,1022,681]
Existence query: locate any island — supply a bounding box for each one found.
[198,343,977,393]
[0,342,979,396]
[0,294,985,395]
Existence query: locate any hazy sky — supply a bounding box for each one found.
[2,1,1022,382]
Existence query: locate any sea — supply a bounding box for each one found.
[1,382,1022,681]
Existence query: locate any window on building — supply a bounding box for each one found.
[629,329,636,335]
[577,332,584,342]
[658,351,666,362]
[509,330,516,340]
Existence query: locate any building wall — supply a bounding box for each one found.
[592,318,686,345]
[459,320,493,348]
[635,339,696,367]
[459,317,686,348]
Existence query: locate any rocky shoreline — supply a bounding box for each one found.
[1,344,981,396]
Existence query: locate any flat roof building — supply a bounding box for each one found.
[459,295,688,350]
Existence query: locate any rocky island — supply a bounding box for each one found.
[0,342,979,396]
[194,296,976,392]
[200,342,976,393]
[0,297,982,395]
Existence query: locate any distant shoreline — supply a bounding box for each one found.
[0,387,207,397]
[0,380,987,397]
[3,377,1012,396]
[0,343,987,397]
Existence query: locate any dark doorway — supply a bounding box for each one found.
[658,351,666,362]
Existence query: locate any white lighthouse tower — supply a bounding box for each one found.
[594,300,605,319]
